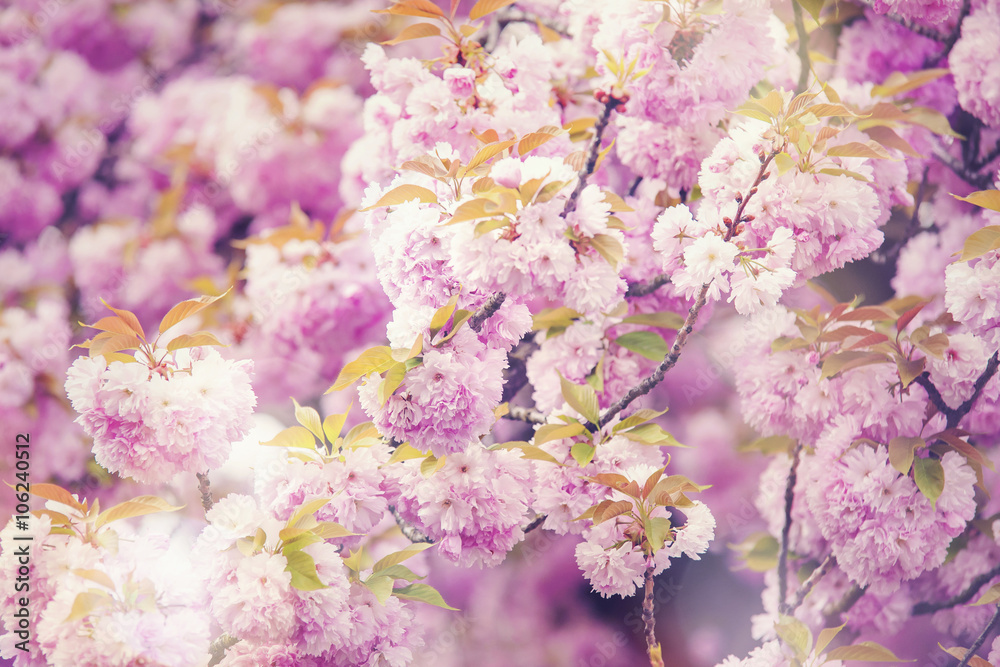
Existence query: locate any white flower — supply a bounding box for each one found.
[729,266,795,315]
[683,234,739,284]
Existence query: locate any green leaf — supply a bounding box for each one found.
[381,21,441,46]
[827,141,892,160]
[559,373,600,425]
[826,641,911,662]
[165,331,227,352]
[420,454,445,477]
[913,457,945,510]
[888,436,924,475]
[591,234,624,268]
[327,346,395,392]
[392,582,459,610]
[645,516,672,554]
[534,421,588,445]
[619,423,686,447]
[287,497,331,529]
[285,550,328,591]
[532,307,582,331]
[615,331,669,361]
[896,355,926,388]
[820,351,889,380]
[292,398,324,442]
[952,190,1000,213]
[65,590,110,622]
[364,575,395,604]
[570,442,596,466]
[794,0,825,19]
[95,495,184,529]
[957,225,1000,262]
[311,522,355,540]
[730,532,779,572]
[372,543,434,573]
[260,425,318,450]
[360,184,438,211]
[620,312,684,329]
[322,410,350,445]
[158,290,229,335]
[375,564,425,582]
[491,441,563,466]
[379,362,407,406]
[613,408,669,433]
[429,293,460,337]
[592,499,635,525]
[387,443,429,464]
[739,435,796,455]
[872,68,949,98]
[775,616,813,661]
[815,623,846,656]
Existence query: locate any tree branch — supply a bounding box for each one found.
[955,603,1000,667]
[595,151,778,429]
[644,565,665,667]
[923,0,972,67]
[468,292,506,332]
[778,442,805,616]
[625,274,672,298]
[196,472,214,513]
[789,555,837,612]
[390,505,434,544]
[914,351,1000,429]
[914,563,1000,614]
[208,634,240,666]
[504,404,547,424]
[563,99,621,218]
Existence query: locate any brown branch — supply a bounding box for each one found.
[468,292,506,332]
[523,514,546,533]
[504,404,546,424]
[390,505,434,544]
[644,566,665,667]
[789,555,837,611]
[923,0,972,67]
[208,634,240,666]
[625,274,672,298]
[778,442,805,616]
[196,472,214,513]
[595,151,778,429]
[955,604,1000,667]
[914,351,1000,429]
[563,99,621,218]
[824,584,867,619]
[914,563,1000,614]
[934,149,994,190]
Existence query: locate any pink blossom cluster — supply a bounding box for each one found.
[65,347,256,483]
[0,509,209,666]
[238,234,390,404]
[592,0,780,187]
[387,446,536,567]
[194,493,423,661]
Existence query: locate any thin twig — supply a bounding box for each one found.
[644,565,665,667]
[955,604,1000,667]
[934,149,994,190]
[628,176,643,197]
[504,404,547,424]
[595,151,778,429]
[625,274,672,298]
[789,555,836,611]
[196,472,214,513]
[207,634,240,666]
[563,99,621,217]
[468,292,506,332]
[914,351,1000,429]
[914,563,1000,614]
[778,442,805,616]
[923,0,972,67]
[792,0,811,95]
[523,514,546,533]
[390,505,434,544]
[824,584,867,618]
